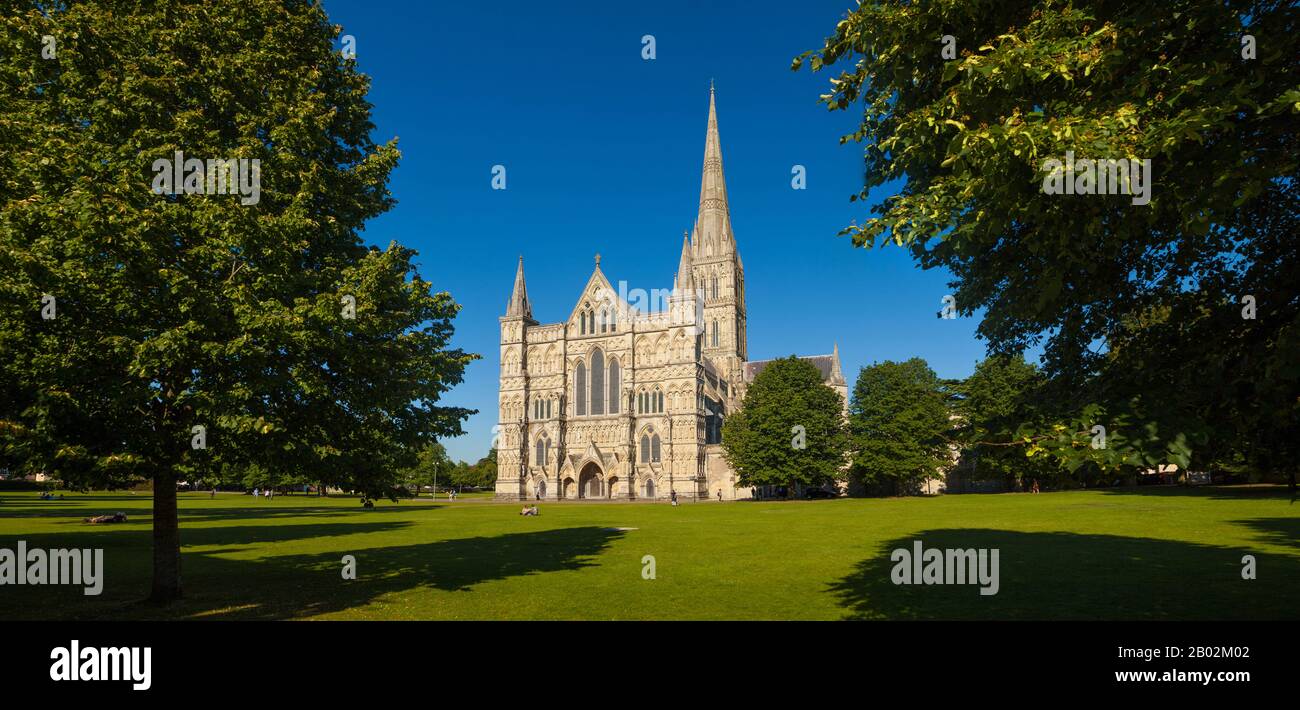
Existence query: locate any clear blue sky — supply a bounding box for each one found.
[321,0,991,463]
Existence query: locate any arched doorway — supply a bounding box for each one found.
[532,478,547,500]
[578,462,602,499]
[607,476,619,499]
[644,477,656,499]
[561,477,574,499]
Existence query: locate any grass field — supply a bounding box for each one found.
[1,486,1296,620]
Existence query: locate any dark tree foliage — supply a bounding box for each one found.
[0,1,476,601]
[798,0,1299,486]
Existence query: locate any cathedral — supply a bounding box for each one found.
[495,87,846,501]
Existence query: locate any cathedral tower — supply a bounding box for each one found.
[690,85,747,385]
[497,255,535,499]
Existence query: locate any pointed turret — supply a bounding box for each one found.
[504,255,532,318]
[676,232,695,291]
[691,84,734,257]
[831,343,845,384]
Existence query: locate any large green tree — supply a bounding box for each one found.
[956,355,1061,488]
[0,0,475,601]
[798,0,1299,487]
[849,359,952,495]
[722,356,849,494]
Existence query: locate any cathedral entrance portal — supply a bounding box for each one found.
[578,462,603,499]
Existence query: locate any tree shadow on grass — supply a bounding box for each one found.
[2,525,625,620]
[0,520,415,620]
[176,526,627,619]
[1231,517,1300,552]
[828,529,1300,621]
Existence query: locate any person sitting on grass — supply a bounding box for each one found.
[520,505,539,516]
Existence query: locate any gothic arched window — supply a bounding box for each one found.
[575,362,587,416]
[640,434,650,463]
[599,310,606,333]
[711,276,718,300]
[609,308,617,332]
[590,348,605,416]
[608,358,621,414]
[651,434,661,462]
[711,320,719,347]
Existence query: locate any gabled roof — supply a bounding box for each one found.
[566,255,627,324]
[743,350,846,386]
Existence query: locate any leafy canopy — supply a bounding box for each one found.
[0,0,476,598]
[722,356,849,491]
[798,0,1299,477]
[849,359,952,493]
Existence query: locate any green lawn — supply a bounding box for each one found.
[1,486,1296,620]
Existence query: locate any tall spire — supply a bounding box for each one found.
[676,231,695,290]
[505,255,532,318]
[692,83,733,257]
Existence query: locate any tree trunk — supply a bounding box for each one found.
[150,471,182,602]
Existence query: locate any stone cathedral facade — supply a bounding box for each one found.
[495,88,846,501]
